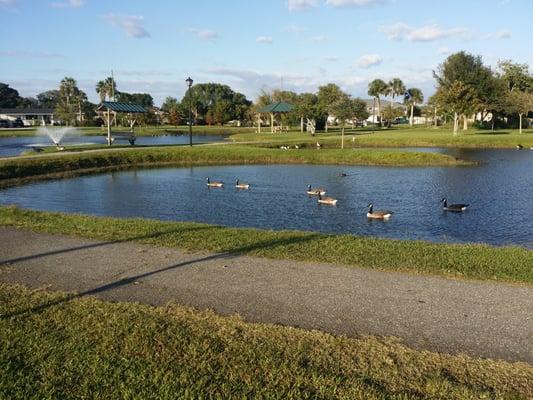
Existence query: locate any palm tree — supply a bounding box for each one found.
[387,78,406,110]
[95,77,117,102]
[59,77,78,108]
[96,80,106,102]
[405,88,424,126]
[367,79,388,126]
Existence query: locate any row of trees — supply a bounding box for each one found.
[432,52,533,134]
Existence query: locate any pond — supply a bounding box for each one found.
[0,149,531,247]
[0,134,226,158]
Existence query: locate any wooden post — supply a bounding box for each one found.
[300,116,304,133]
[107,109,111,145]
[270,113,274,133]
[257,113,261,133]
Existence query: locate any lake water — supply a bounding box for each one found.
[0,134,226,158]
[1,148,531,247]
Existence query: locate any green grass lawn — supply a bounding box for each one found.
[1,283,531,399]
[1,206,531,284]
[230,125,533,148]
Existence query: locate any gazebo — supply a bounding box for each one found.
[257,101,294,133]
[96,101,146,145]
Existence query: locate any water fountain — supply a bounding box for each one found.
[37,127,78,150]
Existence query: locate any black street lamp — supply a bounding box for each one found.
[185,77,193,146]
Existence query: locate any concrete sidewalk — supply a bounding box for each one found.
[0,226,531,363]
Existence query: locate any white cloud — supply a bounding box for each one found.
[488,29,511,39]
[437,47,451,55]
[187,28,219,41]
[256,36,273,44]
[287,0,318,11]
[381,22,469,42]
[326,0,385,7]
[103,14,150,38]
[51,0,84,8]
[357,54,382,68]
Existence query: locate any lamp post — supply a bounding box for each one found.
[185,77,193,146]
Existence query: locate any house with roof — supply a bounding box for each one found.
[0,108,56,126]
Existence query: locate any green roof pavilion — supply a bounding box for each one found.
[256,101,294,133]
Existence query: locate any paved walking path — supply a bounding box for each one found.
[0,226,531,363]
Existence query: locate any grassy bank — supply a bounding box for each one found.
[1,206,531,284]
[1,284,531,399]
[0,145,471,187]
[230,126,533,148]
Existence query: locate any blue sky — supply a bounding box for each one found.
[1,0,531,106]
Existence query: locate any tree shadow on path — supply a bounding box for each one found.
[1,230,320,319]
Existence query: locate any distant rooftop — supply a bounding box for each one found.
[0,108,55,115]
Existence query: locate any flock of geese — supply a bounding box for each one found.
[206,178,469,220]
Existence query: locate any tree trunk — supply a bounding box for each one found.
[300,116,304,133]
[410,104,414,126]
[434,106,437,128]
[453,112,459,136]
[372,98,376,127]
[377,98,381,126]
[462,114,468,130]
[519,113,523,133]
[341,126,344,149]
[325,115,328,132]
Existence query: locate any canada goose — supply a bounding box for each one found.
[441,198,468,212]
[318,192,338,205]
[306,185,326,196]
[367,203,392,219]
[235,179,250,189]
[206,177,223,188]
[516,144,523,150]
[340,172,348,177]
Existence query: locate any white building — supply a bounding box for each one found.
[0,108,56,126]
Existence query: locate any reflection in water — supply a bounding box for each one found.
[0,149,531,247]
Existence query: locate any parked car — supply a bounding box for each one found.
[10,118,24,128]
[0,119,9,128]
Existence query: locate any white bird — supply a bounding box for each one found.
[366,203,392,219]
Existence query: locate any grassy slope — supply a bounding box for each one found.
[230,126,533,148]
[1,284,531,399]
[1,206,531,284]
[0,145,470,187]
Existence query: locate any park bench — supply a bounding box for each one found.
[107,131,136,145]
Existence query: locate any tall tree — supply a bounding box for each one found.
[367,79,388,126]
[434,52,495,130]
[95,77,117,102]
[317,83,345,132]
[387,78,406,126]
[0,83,23,108]
[404,88,424,126]
[434,81,477,135]
[506,90,533,133]
[293,92,320,133]
[498,60,532,93]
[37,90,61,108]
